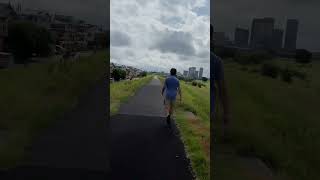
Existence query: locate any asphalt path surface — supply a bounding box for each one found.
[109,77,194,180]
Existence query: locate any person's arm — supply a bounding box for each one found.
[217,77,231,125]
[215,57,231,125]
[161,79,166,96]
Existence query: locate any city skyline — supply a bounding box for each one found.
[181,66,205,79]
[212,0,320,52]
[216,17,301,51]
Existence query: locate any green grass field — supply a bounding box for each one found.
[214,59,320,180]
[0,51,107,168]
[110,75,153,115]
[159,77,210,180]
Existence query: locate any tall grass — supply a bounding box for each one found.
[0,51,107,168]
[110,75,153,115]
[158,76,210,180]
[215,61,320,179]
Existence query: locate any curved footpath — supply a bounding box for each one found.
[109,77,194,180]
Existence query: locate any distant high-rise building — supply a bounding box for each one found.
[250,17,275,49]
[234,28,249,48]
[199,67,204,79]
[195,71,199,79]
[272,29,284,50]
[183,70,188,77]
[189,67,196,78]
[284,19,299,50]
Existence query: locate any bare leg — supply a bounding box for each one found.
[169,104,173,116]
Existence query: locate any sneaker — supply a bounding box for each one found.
[166,115,171,127]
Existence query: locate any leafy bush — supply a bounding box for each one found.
[202,77,208,82]
[192,81,198,86]
[191,81,206,88]
[234,51,273,65]
[280,68,293,83]
[295,49,312,64]
[261,63,279,78]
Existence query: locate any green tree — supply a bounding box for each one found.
[120,69,126,79]
[112,68,126,81]
[8,22,35,64]
[8,22,54,64]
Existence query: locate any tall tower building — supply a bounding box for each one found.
[189,67,196,78]
[235,28,249,48]
[250,17,275,49]
[284,19,299,50]
[199,67,204,79]
[272,29,284,50]
[195,71,199,79]
[183,70,188,77]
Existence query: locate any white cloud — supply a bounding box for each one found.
[110,0,210,77]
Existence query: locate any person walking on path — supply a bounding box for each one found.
[161,68,182,127]
[210,24,231,139]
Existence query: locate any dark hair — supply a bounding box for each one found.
[170,68,177,76]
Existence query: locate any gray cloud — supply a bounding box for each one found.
[151,30,196,56]
[110,31,131,47]
[111,0,210,77]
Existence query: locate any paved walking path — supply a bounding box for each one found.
[109,77,194,180]
[3,78,110,180]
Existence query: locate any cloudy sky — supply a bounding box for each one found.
[212,0,320,52]
[1,0,108,28]
[110,0,210,77]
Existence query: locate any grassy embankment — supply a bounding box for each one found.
[0,51,107,168]
[159,77,210,180]
[214,59,320,180]
[110,75,153,115]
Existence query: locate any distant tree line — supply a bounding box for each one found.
[214,46,313,64]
